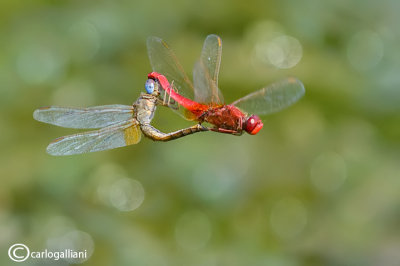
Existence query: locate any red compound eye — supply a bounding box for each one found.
[245,115,263,135]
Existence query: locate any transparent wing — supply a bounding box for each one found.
[193,34,224,104]
[46,119,141,156]
[147,37,195,119]
[33,105,133,129]
[232,78,305,115]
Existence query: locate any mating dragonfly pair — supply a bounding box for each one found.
[34,35,305,156]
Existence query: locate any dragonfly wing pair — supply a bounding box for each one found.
[193,34,224,105]
[33,105,140,155]
[147,35,224,119]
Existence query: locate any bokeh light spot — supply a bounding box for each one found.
[109,178,145,211]
[255,35,302,69]
[266,35,303,69]
[347,30,384,71]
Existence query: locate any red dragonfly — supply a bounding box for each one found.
[147,35,305,135]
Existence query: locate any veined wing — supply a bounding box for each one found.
[147,37,194,103]
[46,119,141,156]
[193,34,224,105]
[232,78,305,115]
[33,105,133,129]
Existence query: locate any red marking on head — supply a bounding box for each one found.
[147,72,160,79]
[244,115,263,135]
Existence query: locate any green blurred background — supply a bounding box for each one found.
[1,0,400,265]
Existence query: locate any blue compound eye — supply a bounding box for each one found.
[145,79,155,94]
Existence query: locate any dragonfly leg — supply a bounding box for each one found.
[156,98,178,110]
[162,88,167,105]
[167,80,175,106]
[210,127,242,136]
[140,123,208,142]
[173,82,179,95]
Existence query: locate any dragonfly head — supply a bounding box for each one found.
[244,115,263,135]
[145,79,159,95]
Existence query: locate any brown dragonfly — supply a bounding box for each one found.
[33,79,207,156]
